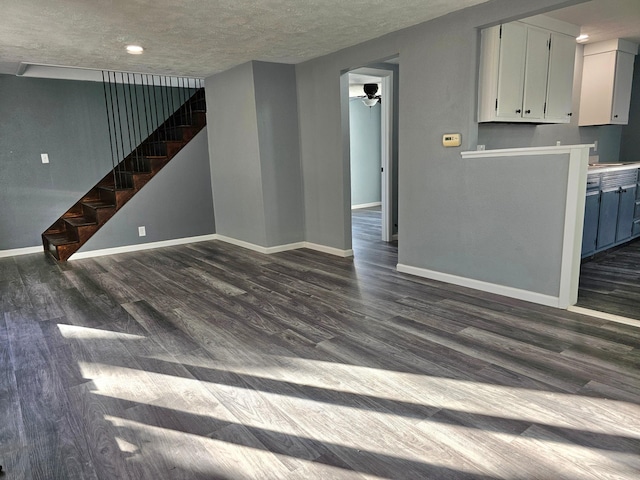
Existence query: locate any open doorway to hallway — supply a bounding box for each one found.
[346,61,398,259]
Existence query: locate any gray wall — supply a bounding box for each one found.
[478,43,623,162]
[0,74,214,251]
[620,55,640,161]
[295,0,585,288]
[253,61,305,246]
[205,61,305,248]
[79,130,215,251]
[206,62,267,246]
[349,98,381,207]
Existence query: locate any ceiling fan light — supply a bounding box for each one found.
[362,97,379,107]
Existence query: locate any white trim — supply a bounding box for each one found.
[567,306,640,329]
[216,235,305,255]
[69,234,219,260]
[351,201,382,210]
[396,263,562,308]
[392,233,398,241]
[0,246,42,258]
[557,146,590,308]
[461,144,595,159]
[216,236,354,258]
[380,73,393,243]
[304,242,353,258]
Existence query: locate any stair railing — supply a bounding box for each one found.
[101,71,204,189]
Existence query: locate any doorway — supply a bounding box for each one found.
[346,64,397,253]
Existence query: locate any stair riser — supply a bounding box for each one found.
[81,204,115,224]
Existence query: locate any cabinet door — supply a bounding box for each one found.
[611,51,635,124]
[495,22,527,119]
[597,187,620,249]
[582,190,600,256]
[579,51,616,126]
[522,27,550,120]
[545,33,576,122]
[616,184,637,241]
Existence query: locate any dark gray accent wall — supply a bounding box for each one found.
[620,55,640,162]
[349,99,381,206]
[0,74,112,249]
[253,61,305,246]
[295,0,585,288]
[79,129,214,252]
[205,61,305,248]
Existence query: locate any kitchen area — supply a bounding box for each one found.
[474,0,640,319]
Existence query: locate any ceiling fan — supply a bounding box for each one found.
[360,83,381,107]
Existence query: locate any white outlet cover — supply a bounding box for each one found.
[41,153,49,164]
[138,226,146,237]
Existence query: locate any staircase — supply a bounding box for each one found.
[42,83,206,261]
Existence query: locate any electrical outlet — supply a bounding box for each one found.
[138,226,146,237]
[41,153,49,164]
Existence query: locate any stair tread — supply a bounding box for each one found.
[98,185,134,192]
[43,233,77,246]
[82,200,116,209]
[65,217,97,227]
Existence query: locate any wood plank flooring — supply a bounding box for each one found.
[0,210,639,479]
[578,239,640,321]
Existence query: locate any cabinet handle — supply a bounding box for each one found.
[515,109,522,114]
[567,113,572,116]
[614,114,619,118]
[525,109,531,114]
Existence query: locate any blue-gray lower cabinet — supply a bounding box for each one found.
[582,190,600,256]
[597,187,620,249]
[616,184,637,242]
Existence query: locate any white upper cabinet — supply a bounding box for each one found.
[545,32,578,122]
[478,16,579,124]
[578,39,638,126]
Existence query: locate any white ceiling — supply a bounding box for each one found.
[545,0,640,45]
[0,0,490,78]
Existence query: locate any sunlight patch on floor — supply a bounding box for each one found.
[57,323,147,340]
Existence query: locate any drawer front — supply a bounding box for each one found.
[586,174,601,191]
[601,170,638,189]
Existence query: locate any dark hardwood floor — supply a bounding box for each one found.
[577,239,640,321]
[1,211,639,479]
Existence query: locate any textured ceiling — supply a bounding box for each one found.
[0,0,490,78]
[545,0,640,45]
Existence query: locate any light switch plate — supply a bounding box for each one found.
[443,133,461,147]
[138,226,146,237]
[41,153,49,164]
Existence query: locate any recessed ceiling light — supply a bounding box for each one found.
[126,45,144,55]
[576,34,589,43]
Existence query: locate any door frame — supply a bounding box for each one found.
[347,66,395,242]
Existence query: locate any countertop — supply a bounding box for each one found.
[587,162,640,174]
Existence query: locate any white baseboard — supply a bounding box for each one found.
[352,201,382,210]
[0,246,42,258]
[304,242,354,258]
[4,235,353,261]
[216,235,353,258]
[216,235,305,255]
[396,263,562,308]
[70,234,219,260]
